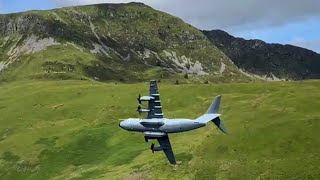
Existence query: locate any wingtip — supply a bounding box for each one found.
[215,95,222,100]
[222,129,228,134]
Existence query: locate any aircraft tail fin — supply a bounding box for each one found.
[207,95,221,114]
[196,95,227,133]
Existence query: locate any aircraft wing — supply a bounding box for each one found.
[157,135,176,164]
[147,80,164,119]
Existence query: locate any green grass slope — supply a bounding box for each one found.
[0,80,319,179]
[0,3,249,83]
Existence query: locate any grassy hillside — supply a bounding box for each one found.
[0,80,319,179]
[0,3,249,83]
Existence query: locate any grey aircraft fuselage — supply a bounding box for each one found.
[119,118,206,134]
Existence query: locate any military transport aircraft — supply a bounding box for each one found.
[119,80,227,164]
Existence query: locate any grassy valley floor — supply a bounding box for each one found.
[0,80,319,179]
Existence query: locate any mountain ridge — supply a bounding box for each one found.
[203,29,320,80]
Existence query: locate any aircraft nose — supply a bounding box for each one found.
[119,120,129,130]
[119,121,124,129]
[119,119,132,130]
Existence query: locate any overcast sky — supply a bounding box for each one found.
[1,0,319,52]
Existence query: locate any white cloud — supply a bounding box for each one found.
[289,38,320,53]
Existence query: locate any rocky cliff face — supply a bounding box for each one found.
[203,30,320,80]
[0,3,248,82]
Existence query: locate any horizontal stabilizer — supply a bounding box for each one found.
[196,95,227,134]
[196,114,220,124]
[212,117,227,133]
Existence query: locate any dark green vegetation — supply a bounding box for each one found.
[0,3,249,83]
[203,30,320,80]
[0,80,319,179]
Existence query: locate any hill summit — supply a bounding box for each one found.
[0,3,247,82]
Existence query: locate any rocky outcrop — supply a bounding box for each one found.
[203,30,320,80]
[0,14,47,35]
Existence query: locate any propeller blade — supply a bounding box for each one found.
[137,94,142,104]
[151,143,155,153]
[136,105,142,116]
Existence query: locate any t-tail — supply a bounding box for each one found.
[196,95,227,133]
